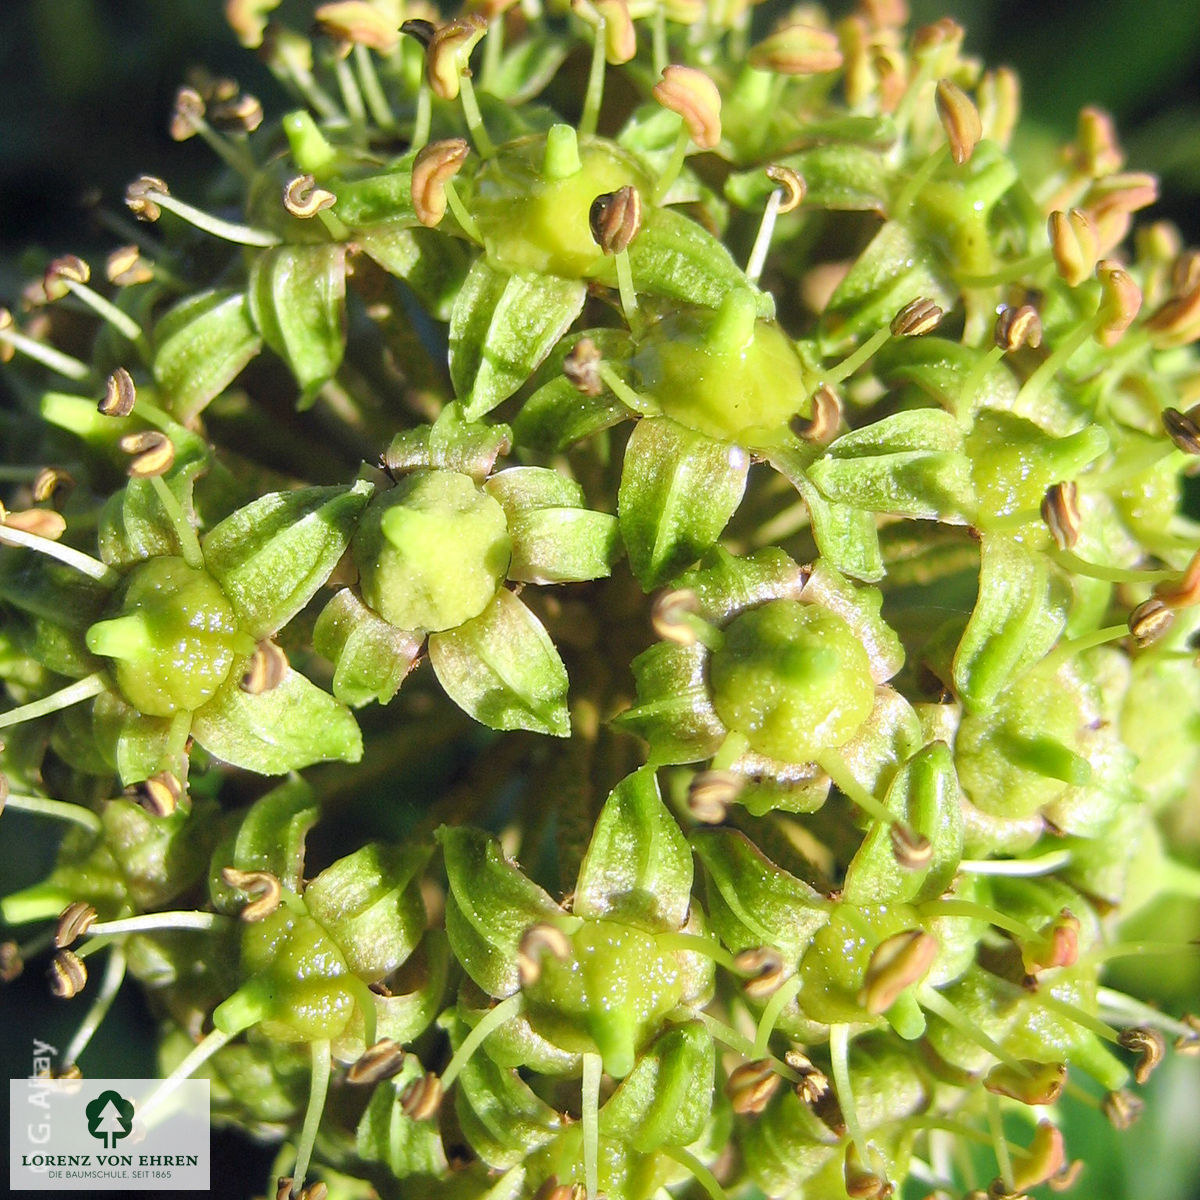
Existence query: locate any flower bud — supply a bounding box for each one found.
[935,78,982,166]
[411,138,470,228]
[748,24,844,75]
[653,65,722,150]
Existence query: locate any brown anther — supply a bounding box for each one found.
[1150,548,1200,607]
[48,949,87,999]
[0,508,67,540]
[119,430,175,478]
[1174,1013,1200,1054]
[0,308,14,362]
[736,946,787,999]
[791,384,841,444]
[221,867,284,922]
[748,24,843,75]
[1072,106,1124,178]
[518,922,572,986]
[399,18,437,48]
[1145,281,1200,348]
[687,769,742,823]
[1012,1121,1066,1192]
[994,304,1043,352]
[890,297,943,336]
[43,254,91,301]
[33,467,75,504]
[1047,1160,1085,1192]
[283,175,337,219]
[1118,1026,1166,1085]
[986,1181,1027,1200]
[315,1,401,53]
[1128,597,1174,646]
[765,164,806,213]
[55,901,98,949]
[169,86,206,141]
[1101,1088,1143,1130]
[100,367,137,417]
[126,175,170,222]
[532,1178,587,1200]
[1048,209,1099,288]
[348,1038,407,1084]
[208,93,264,134]
[425,15,487,102]
[1096,259,1142,347]
[983,1060,1067,1105]
[784,1049,830,1103]
[653,65,722,150]
[934,78,982,166]
[564,337,604,396]
[726,1059,781,1115]
[859,929,938,1014]
[844,1140,893,1199]
[0,941,23,983]
[589,186,642,255]
[1041,482,1081,551]
[133,770,184,817]
[399,1071,443,1120]
[240,640,289,694]
[411,138,470,228]
[650,588,702,645]
[889,823,932,869]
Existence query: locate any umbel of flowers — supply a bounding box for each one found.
[2,2,1200,1200]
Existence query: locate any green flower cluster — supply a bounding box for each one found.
[2,2,1200,1199]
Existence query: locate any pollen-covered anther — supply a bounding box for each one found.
[765,164,806,213]
[0,941,23,983]
[31,467,73,505]
[727,1059,781,1115]
[221,867,284,922]
[653,65,722,150]
[55,901,98,949]
[748,24,844,75]
[315,1,401,53]
[994,304,1043,351]
[1041,482,1081,550]
[889,822,932,869]
[650,588,703,645]
[125,175,170,222]
[0,508,67,541]
[411,138,470,228]
[132,771,185,817]
[100,367,137,418]
[935,78,982,166]
[791,384,842,444]
[564,337,604,396]
[348,1038,407,1084]
[48,949,87,999]
[1117,1026,1166,1085]
[983,1060,1067,1105]
[43,254,91,301]
[119,430,175,478]
[784,1048,830,1102]
[283,175,337,219]
[859,929,938,1013]
[106,245,154,287]
[589,186,642,255]
[1095,259,1142,347]
[518,922,572,986]
[169,86,206,141]
[890,297,943,336]
[1101,1088,1144,1130]
[400,1071,443,1120]
[240,640,289,694]
[1048,209,1099,288]
[425,15,487,102]
[687,769,742,823]
[736,946,787,998]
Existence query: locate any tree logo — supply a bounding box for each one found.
[85,1090,135,1149]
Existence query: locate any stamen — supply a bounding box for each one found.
[62,943,126,1068]
[934,79,982,166]
[411,139,471,229]
[829,1024,870,1172]
[986,1090,1016,1194]
[125,176,281,247]
[43,256,148,352]
[437,991,524,1090]
[55,902,98,948]
[958,851,1073,876]
[660,1146,730,1200]
[83,912,229,938]
[736,946,787,997]
[291,1039,332,1196]
[0,674,108,732]
[754,973,804,1055]
[564,337,604,396]
[131,769,186,817]
[517,921,572,985]
[169,85,256,177]
[582,1050,601,1200]
[919,897,1039,942]
[0,307,91,380]
[1101,1088,1143,1130]
[353,43,396,132]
